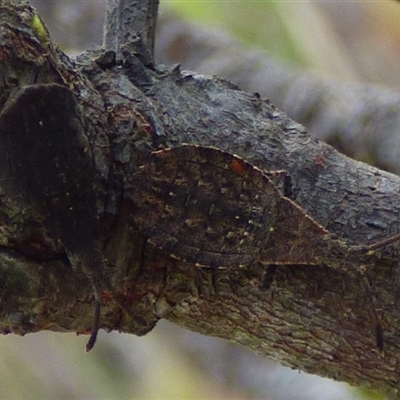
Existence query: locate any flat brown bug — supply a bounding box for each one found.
[130,144,400,352]
[0,84,143,352]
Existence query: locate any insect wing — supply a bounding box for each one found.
[131,146,281,268]
[0,84,98,253]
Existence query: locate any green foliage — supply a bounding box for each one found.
[352,387,386,400]
[167,0,307,66]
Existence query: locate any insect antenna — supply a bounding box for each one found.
[364,232,400,251]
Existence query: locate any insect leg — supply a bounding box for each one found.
[263,170,294,199]
[262,264,277,291]
[86,298,101,352]
[355,265,384,352]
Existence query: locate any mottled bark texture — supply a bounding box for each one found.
[155,12,400,176]
[1,1,400,398]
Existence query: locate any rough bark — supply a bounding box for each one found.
[155,11,400,176]
[1,1,400,398]
[103,0,158,55]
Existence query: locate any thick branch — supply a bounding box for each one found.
[155,12,400,175]
[1,2,400,398]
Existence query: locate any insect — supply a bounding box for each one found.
[130,145,400,352]
[0,84,141,351]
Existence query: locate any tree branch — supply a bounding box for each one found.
[1,1,400,398]
[155,12,400,175]
[103,0,159,57]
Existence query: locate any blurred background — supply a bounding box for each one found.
[5,0,399,399]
